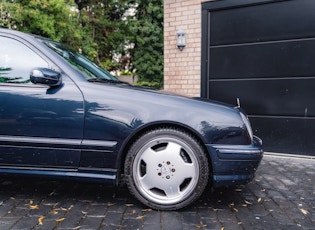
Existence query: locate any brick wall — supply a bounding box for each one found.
[164,0,203,97]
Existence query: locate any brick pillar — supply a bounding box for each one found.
[164,0,202,97]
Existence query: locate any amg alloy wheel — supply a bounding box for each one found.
[124,128,209,210]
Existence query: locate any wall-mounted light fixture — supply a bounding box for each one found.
[176,28,186,51]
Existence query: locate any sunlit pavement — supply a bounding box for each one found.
[0,154,314,230]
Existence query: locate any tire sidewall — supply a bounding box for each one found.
[124,128,209,210]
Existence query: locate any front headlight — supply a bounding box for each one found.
[240,112,253,142]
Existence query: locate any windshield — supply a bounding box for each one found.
[39,38,119,82]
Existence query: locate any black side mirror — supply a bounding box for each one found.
[30,68,62,87]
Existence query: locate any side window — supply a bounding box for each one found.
[0,37,48,84]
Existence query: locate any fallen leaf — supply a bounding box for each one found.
[132,209,136,214]
[50,210,59,215]
[126,204,134,207]
[136,215,145,220]
[38,216,45,225]
[195,224,207,229]
[44,203,57,206]
[49,191,56,196]
[257,198,262,203]
[221,227,225,230]
[56,218,65,222]
[30,205,39,210]
[244,200,252,205]
[300,208,310,215]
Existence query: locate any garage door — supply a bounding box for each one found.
[201,0,315,155]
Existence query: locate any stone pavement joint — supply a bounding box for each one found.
[0,155,314,230]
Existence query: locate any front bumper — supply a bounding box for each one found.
[206,136,263,187]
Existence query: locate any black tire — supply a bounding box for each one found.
[124,127,209,210]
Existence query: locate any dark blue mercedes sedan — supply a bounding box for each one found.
[0,28,263,210]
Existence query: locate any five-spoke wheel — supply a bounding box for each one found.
[124,128,209,210]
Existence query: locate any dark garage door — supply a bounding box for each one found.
[201,0,315,155]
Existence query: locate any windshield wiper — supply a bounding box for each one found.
[87,78,121,83]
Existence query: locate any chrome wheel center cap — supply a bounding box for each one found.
[157,161,176,179]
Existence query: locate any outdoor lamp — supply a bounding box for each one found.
[176,28,186,51]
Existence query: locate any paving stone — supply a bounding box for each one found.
[11,216,38,230]
[142,223,160,230]
[0,155,314,229]
[162,212,183,230]
[142,210,161,224]
[79,216,104,230]
[102,211,124,227]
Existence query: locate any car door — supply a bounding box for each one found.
[0,35,84,169]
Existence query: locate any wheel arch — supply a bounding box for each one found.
[116,121,213,186]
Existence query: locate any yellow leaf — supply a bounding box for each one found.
[221,227,225,230]
[44,203,55,206]
[56,218,65,222]
[257,198,262,203]
[38,216,45,225]
[195,225,207,229]
[30,205,39,210]
[126,204,134,207]
[50,211,59,215]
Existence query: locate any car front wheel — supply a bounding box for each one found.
[124,127,209,210]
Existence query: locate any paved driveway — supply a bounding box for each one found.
[0,154,314,230]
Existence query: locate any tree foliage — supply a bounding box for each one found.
[0,0,164,88]
[1,0,80,41]
[129,0,164,88]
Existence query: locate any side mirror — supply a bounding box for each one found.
[30,68,62,87]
